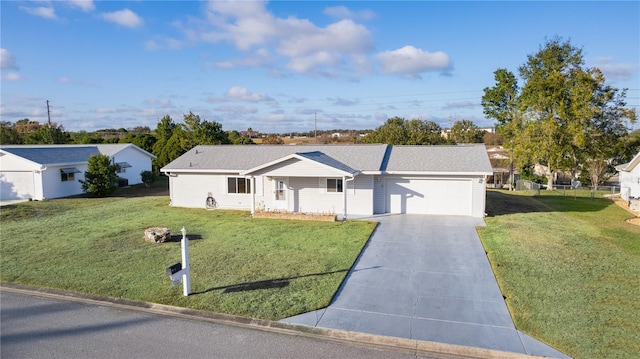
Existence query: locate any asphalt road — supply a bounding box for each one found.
[1,290,445,359]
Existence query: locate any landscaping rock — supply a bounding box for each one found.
[144,227,171,243]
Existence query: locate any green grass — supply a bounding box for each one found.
[478,190,640,359]
[0,182,376,320]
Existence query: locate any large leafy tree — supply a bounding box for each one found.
[483,37,636,188]
[80,154,119,197]
[24,123,69,144]
[362,117,447,145]
[449,120,486,144]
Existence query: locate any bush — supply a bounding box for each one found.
[80,154,118,197]
[140,170,157,188]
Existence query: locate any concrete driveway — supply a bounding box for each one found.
[282,214,569,358]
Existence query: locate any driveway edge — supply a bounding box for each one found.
[1,282,544,359]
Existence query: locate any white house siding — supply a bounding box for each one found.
[169,173,264,210]
[0,171,36,200]
[620,166,640,200]
[472,176,487,217]
[111,147,153,185]
[0,154,40,200]
[41,164,88,199]
[249,158,348,178]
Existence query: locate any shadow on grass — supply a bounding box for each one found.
[166,234,203,242]
[486,189,612,217]
[193,269,351,294]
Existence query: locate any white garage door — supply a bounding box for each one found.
[386,178,472,215]
[0,171,35,200]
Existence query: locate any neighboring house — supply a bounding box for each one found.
[161,144,492,219]
[616,151,640,205]
[0,144,155,201]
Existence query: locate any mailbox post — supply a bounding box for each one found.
[165,226,191,296]
[180,226,191,296]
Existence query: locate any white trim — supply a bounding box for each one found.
[240,153,358,177]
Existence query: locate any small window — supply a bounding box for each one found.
[60,168,80,182]
[228,177,251,194]
[327,178,343,193]
[116,162,131,174]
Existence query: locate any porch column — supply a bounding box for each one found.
[250,176,256,215]
[342,176,347,221]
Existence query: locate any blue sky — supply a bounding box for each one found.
[1,1,638,134]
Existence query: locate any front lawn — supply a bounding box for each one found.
[0,191,376,320]
[478,190,640,359]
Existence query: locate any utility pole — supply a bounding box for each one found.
[314,113,317,144]
[46,100,52,127]
[46,100,53,144]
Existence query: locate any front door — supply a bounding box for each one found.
[274,178,288,211]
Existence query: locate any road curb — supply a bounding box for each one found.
[1,282,543,359]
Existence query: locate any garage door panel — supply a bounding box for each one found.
[1,171,35,200]
[386,178,472,216]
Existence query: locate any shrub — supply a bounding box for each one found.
[140,170,157,188]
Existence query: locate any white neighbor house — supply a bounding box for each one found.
[616,151,640,207]
[161,144,493,219]
[0,144,155,201]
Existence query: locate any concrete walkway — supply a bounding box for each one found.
[282,214,570,358]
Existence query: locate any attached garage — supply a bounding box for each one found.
[0,171,36,200]
[385,178,473,216]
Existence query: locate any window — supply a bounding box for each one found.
[116,162,132,174]
[228,177,251,194]
[60,168,80,182]
[327,178,343,193]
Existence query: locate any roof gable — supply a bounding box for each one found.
[616,151,640,172]
[241,151,359,177]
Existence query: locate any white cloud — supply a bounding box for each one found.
[20,5,57,19]
[215,105,258,114]
[101,9,143,28]
[323,6,375,21]
[207,86,275,104]
[376,46,451,78]
[286,52,341,73]
[1,49,19,70]
[593,57,637,81]
[443,101,477,110]
[66,0,95,12]
[3,72,21,81]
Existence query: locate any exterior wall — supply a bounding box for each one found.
[111,147,153,185]
[472,176,487,217]
[620,165,640,199]
[0,154,40,200]
[168,173,374,216]
[41,164,88,199]
[258,175,373,216]
[168,172,265,210]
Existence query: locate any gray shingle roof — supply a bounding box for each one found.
[161,144,388,172]
[1,146,100,165]
[384,144,493,174]
[0,144,154,166]
[161,144,493,175]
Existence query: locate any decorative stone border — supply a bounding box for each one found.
[253,212,336,222]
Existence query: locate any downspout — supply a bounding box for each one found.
[343,176,356,221]
[250,176,256,215]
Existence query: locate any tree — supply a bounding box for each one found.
[140,170,157,188]
[121,133,157,153]
[182,112,229,145]
[70,130,103,144]
[24,123,69,144]
[482,38,636,189]
[263,134,284,144]
[448,120,486,143]
[80,154,119,197]
[362,117,446,145]
[1,121,22,144]
[155,115,176,142]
